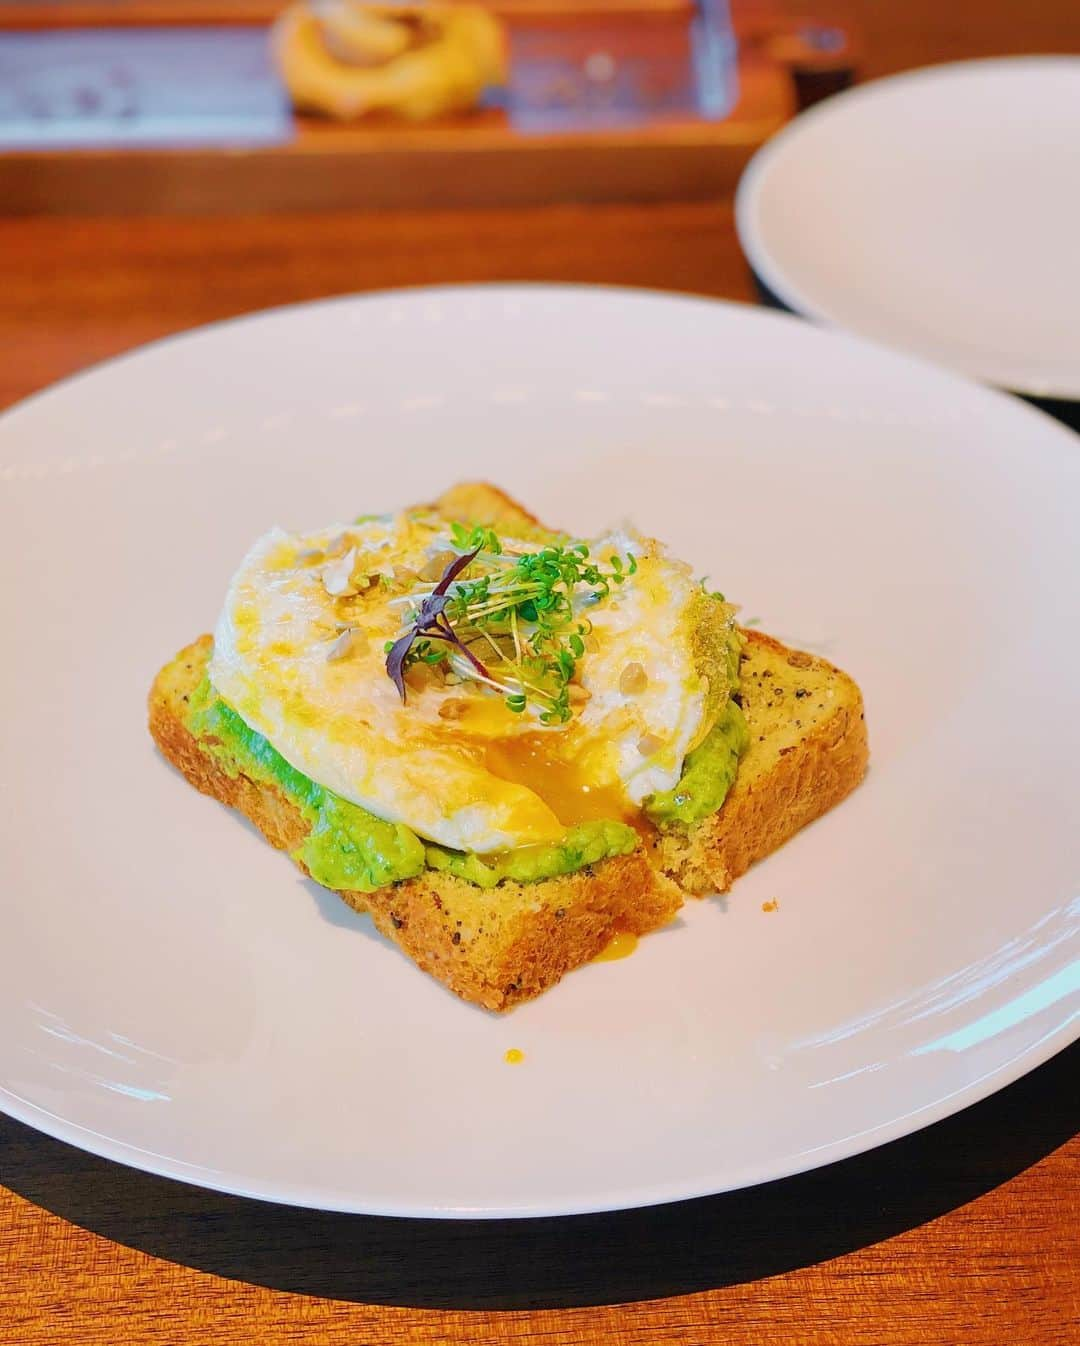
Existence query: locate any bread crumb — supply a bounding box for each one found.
[762,899,779,913]
[504,1048,525,1065]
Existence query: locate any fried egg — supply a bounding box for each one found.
[208,508,736,853]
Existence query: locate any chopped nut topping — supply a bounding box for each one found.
[619,661,648,695]
[326,627,366,662]
[787,650,813,669]
[405,659,444,691]
[637,732,666,757]
[419,550,457,582]
[438,698,469,720]
[322,547,359,597]
[567,684,591,706]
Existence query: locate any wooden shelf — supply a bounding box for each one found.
[0,4,827,214]
[0,0,698,24]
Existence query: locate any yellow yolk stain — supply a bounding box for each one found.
[593,928,639,962]
[504,1048,525,1065]
[762,899,780,913]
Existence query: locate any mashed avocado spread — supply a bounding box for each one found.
[185,678,639,892]
[425,821,637,890]
[186,678,426,892]
[643,700,749,825]
[185,667,747,893]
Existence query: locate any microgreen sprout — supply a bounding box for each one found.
[385,528,636,723]
[384,547,489,700]
[449,520,503,555]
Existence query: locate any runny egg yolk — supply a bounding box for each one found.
[433,683,634,827]
[483,734,633,828]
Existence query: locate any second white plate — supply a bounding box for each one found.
[736,58,1080,400]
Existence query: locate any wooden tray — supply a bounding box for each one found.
[0,2,856,214]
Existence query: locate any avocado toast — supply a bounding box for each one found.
[149,482,867,1010]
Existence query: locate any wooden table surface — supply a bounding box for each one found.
[2,2,1079,1342]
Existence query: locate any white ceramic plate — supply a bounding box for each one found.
[736,58,1080,400]
[1,286,1077,1218]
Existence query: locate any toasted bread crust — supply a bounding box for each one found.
[149,637,681,1012]
[655,629,868,894]
[432,481,543,534]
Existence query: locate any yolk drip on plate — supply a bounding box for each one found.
[593,928,639,962]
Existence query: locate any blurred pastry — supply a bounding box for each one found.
[272,1,507,121]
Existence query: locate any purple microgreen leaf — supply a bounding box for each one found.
[415,591,450,625]
[457,642,491,680]
[442,625,491,679]
[425,614,490,679]
[385,547,484,702]
[385,631,415,702]
[433,546,481,596]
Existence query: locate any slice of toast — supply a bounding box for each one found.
[150,636,682,1012]
[655,629,867,894]
[148,483,867,1010]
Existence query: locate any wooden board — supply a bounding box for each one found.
[0,0,698,23]
[0,9,795,213]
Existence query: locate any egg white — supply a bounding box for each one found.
[208,510,724,853]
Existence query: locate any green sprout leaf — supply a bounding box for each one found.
[385,521,636,722]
